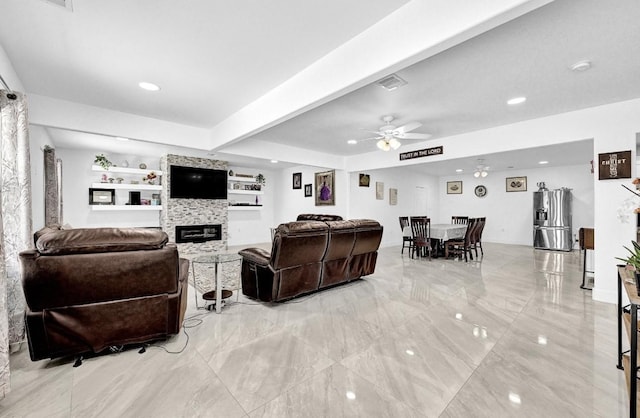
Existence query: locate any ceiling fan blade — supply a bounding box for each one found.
[359,135,384,142]
[397,132,432,140]
[395,121,422,134]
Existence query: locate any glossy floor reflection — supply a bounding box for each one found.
[0,243,629,417]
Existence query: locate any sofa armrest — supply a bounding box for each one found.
[238,248,271,267]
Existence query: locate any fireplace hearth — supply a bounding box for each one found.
[175,224,221,243]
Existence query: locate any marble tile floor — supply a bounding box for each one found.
[0,243,630,417]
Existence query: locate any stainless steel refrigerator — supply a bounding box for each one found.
[533,188,572,251]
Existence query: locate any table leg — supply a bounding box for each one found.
[191,261,200,309]
[215,261,222,314]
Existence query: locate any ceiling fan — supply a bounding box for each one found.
[361,115,432,151]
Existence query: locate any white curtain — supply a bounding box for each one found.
[0,90,32,399]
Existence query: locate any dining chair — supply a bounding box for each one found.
[399,216,414,255]
[471,217,486,257]
[451,216,469,224]
[410,217,432,260]
[445,218,477,262]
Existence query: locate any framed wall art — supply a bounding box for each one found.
[89,188,115,205]
[389,188,398,205]
[506,176,527,192]
[447,181,462,194]
[598,150,631,180]
[315,170,335,206]
[376,182,384,200]
[292,172,302,189]
[359,173,370,187]
[304,184,312,197]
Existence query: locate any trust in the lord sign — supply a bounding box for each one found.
[399,146,443,161]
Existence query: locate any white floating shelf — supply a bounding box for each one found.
[92,165,163,175]
[228,175,257,182]
[228,206,263,211]
[90,205,163,211]
[91,183,162,191]
[228,189,264,195]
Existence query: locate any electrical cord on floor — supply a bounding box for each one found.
[147,311,211,355]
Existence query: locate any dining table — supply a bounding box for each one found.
[403,223,467,257]
[403,223,466,241]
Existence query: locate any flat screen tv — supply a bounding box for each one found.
[170,165,227,199]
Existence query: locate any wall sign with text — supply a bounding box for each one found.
[399,146,443,161]
[598,150,631,180]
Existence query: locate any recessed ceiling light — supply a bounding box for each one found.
[570,60,592,72]
[455,169,463,173]
[138,81,160,91]
[507,97,526,105]
[346,391,356,400]
[539,160,549,165]
[347,139,358,145]
[115,136,129,141]
[270,159,278,164]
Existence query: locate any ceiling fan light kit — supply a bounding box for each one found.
[364,115,431,151]
[474,159,489,177]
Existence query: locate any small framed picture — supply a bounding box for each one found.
[89,188,115,205]
[506,176,527,192]
[376,182,384,200]
[389,188,398,205]
[359,173,370,187]
[293,172,302,189]
[447,181,462,194]
[304,184,312,197]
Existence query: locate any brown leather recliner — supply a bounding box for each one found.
[239,218,383,302]
[19,226,189,361]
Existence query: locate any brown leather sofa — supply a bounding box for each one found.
[296,214,343,221]
[19,226,189,361]
[239,218,383,302]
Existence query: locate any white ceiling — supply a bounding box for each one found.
[1,0,639,171]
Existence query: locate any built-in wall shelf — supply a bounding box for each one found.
[91,182,162,191]
[228,205,263,211]
[228,175,257,183]
[90,205,163,211]
[91,165,163,175]
[228,189,264,195]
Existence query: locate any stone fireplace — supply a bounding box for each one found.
[160,154,228,256]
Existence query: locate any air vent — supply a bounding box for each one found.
[40,0,73,11]
[376,74,407,91]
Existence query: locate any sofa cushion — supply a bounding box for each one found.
[36,227,168,255]
[33,224,63,246]
[296,214,343,222]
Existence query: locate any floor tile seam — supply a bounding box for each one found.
[438,283,540,409]
[192,343,251,416]
[336,358,426,416]
[242,360,353,417]
[437,346,514,416]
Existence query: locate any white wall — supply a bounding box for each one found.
[273,166,349,225]
[56,148,162,228]
[439,164,594,246]
[349,167,439,248]
[227,166,276,246]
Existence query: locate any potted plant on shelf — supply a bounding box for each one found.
[94,154,112,170]
[616,241,640,274]
[255,173,266,186]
